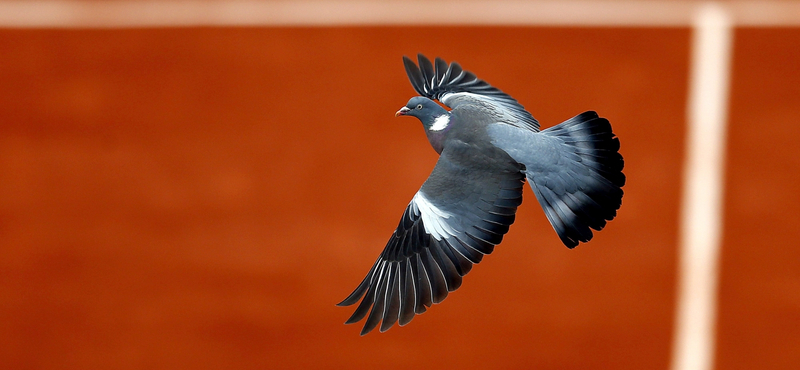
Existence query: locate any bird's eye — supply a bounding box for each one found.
[416,104,423,110]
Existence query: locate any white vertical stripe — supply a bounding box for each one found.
[671,3,733,370]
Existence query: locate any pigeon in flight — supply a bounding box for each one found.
[338,54,625,335]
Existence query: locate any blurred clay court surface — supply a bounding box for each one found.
[1,1,799,369]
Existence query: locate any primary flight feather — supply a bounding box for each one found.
[338,54,625,335]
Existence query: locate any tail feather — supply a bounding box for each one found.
[531,111,625,248]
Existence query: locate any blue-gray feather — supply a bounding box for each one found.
[486,111,625,248]
[339,55,624,335]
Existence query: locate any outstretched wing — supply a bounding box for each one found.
[403,54,540,132]
[337,143,526,335]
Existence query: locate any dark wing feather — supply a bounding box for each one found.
[402,54,540,132]
[337,145,525,334]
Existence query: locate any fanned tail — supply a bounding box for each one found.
[531,111,625,248]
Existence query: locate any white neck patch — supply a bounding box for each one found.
[430,114,450,131]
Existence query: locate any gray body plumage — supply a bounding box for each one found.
[338,55,625,335]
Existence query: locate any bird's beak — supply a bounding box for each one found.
[395,106,411,117]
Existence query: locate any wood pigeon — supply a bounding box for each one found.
[338,54,625,335]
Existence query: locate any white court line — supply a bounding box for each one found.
[0,0,798,28]
[0,1,693,28]
[671,4,733,370]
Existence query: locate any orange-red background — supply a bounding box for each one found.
[0,25,797,369]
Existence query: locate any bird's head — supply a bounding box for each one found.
[395,97,450,131]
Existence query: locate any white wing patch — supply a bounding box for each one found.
[413,192,456,241]
[430,115,450,131]
[440,92,476,106]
